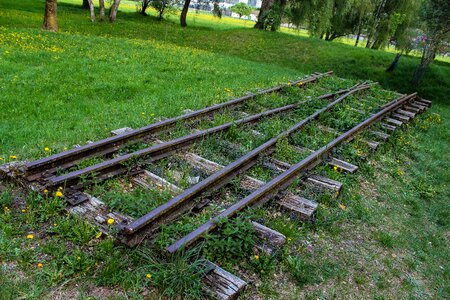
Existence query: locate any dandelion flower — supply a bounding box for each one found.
[333,166,338,171]
[287,82,291,86]
[95,232,103,239]
[77,256,81,260]
[9,155,17,159]
[37,263,43,268]
[0,157,3,161]
[43,189,48,194]
[339,203,346,210]
[146,273,152,279]
[55,191,63,197]
[58,186,63,191]
[287,237,292,241]
[21,209,26,213]
[26,234,34,239]
[107,218,115,225]
[254,255,259,260]
[298,82,303,86]
[44,147,50,152]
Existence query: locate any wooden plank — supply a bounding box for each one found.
[133,170,183,195]
[110,127,134,136]
[384,117,403,127]
[202,261,246,300]
[396,109,415,118]
[408,102,426,112]
[381,123,396,133]
[278,193,317,222]
[370,130,390,141]
[391,113,410,122]
[416,98,432,107]
[68,193,133,235]
[252,221,286,254]
[292,145,314,154]
[404,105,421,114]
[365,139,379,150]
[329,157,358,173]
[306,174,342,193]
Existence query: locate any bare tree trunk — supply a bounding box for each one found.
[254,0,275,29]
[109,0,121,23]
[140,0,150,15]
[354,19,362,47]
[82,0,89,9]
[87,0,96,22]
[43,0,58,32]
[180,0,191,27]
[412,41,437,85]
[99,0,105,21]
[386,53,402,72]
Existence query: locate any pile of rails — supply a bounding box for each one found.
[0,71,431,299]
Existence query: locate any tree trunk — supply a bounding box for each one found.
[87,0,96,22]
[412,41,437,85]
[99,0,105,21]
[180,0,191,27]
[254,0,275,29]
[109,0,121,23]
[82,0,89,9]
[43,0,58,32]
[354,20,362,47]
[386,53,402,72]
[141,0,150,15]
[325,31,331,40]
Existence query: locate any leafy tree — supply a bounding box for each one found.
[255,0,287,31]
[138,0,151,15]
[151,0,177,20]
[231,3,252,19]
[43,0,58,32]
[412,0,450,84]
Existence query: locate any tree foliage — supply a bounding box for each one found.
[231,3,253,19]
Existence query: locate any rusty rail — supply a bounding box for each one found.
[24,72,332,179]
[166,92,417,252]
[46,82,362,190]
[120,82,373,236]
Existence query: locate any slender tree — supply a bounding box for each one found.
[82,0,89,9]
[87,0,96,22]
[180,0,191,27]
[99,0,105,21]
[109,0,121,22]
[412,0,450,84]
[43,0,58,32]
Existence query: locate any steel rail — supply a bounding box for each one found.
[24,72,332,177]
[166,92,417,253]
[46,83,365,189]
[121,83,373,235]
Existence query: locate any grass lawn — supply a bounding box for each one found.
[0,0,449,299]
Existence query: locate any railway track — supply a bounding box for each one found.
[0,72,432,299]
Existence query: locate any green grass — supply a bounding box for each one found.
[0,0,449,299]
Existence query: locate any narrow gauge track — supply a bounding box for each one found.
[22,71,332,184]
[1,73,432,300]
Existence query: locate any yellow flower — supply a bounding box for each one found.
[0,157,3,161]
[63,147,68,151]
[287,82,291,86]
[4,206,10,212]
[43,189,48,194]
[55,191,63,197]
[37,263,43,268]
[141,112,145,115]
[336,190,340,195]
[26,234,34,239]
[339,203,346,210]
[298,82,303,86]
[21,209,26,213]
[44,147,50,152]
[77,256,81,260]
[107,218,115,225]
[287,237,292,241]
[95,232,103,239]
[9,155,17,159]
[146,273,152,279]
[58,186,63,191]
[333,166,338,171]
[254,255,259,260]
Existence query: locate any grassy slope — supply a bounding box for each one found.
[0,0,449,299]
